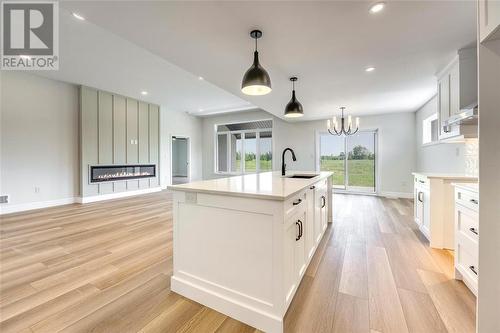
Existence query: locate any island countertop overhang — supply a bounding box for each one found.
[167,171,333,201]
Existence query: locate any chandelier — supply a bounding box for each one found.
[327,107,359,136]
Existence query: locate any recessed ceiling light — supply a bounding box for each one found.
[198,76,204,81]
[198,108,204,112]
[141,91,148,95]
[365,67,376,72]
[20,55,31,60]
[72,12,85,20]
[369,2,385,13]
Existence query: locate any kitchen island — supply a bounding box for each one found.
[167,171,333,333]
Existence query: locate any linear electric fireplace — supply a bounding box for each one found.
[89,164,156,183]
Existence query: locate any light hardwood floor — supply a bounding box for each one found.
[0,192,476,333]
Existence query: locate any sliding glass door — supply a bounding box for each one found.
[319,130,377,193]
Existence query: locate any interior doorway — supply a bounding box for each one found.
[171,136,190,185]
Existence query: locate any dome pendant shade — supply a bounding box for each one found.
[241,51,272,95]
[241,30,272,96]
[284,77,304,118]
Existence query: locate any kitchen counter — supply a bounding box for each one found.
[168,171,333,200]
[169,172,332,333]
[452,182,479,193]
[412,172,478,181]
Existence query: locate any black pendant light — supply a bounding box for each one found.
[241,30,272,96]
[284,77,304,118]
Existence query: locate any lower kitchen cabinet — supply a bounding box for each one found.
[454,184,479,296]
[412,173,477,249]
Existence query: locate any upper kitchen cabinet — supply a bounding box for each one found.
[479,0,500,43]
[437,48,478,141]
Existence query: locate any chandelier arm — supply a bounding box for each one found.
[351,127,359,135]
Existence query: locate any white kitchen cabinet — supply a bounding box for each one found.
[479,0,500,43]
[169,172,333,333]
[414,176,431,239]
[436,48,478,141]
[454,184,479,296]
[314,179,328,244]
[412,173,477,249]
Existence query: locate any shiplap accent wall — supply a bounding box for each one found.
[80,86,160,198]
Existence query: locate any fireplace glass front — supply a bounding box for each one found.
[89,164,156,183]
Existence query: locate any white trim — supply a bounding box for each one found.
[78,187,162,203]
[0,197,78,215]
[170,135,191,185]
[378,191,414,199]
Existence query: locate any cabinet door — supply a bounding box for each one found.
[284,217,300,304]
[414,186,423,227]
[438,75,450,137]
[449,63,460,116]
[305,188,315,260]
[422,188,431,236]
[314,188,323,244]
[479,0,500,42]
[321,195,328,232]
[295,212,306,279]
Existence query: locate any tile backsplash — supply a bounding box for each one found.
[464,139,479,177]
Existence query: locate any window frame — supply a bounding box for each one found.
[214,121,273,175]
[422,113,439,146]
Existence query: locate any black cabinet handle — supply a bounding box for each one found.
[469,227,479,235]
[298,219,303,239]
[418,192,424,202]
[309,185,315,190]
[470,199,479,205]
[293,198,302,206]
[419,180,425,184]
[321,195,326,208]
[296,221,301,241]
[469,265,478,275]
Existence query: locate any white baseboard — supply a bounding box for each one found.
[0,187,163,215]
[78,187,162,203]
[379,191,413,199]
[0,197,78,215]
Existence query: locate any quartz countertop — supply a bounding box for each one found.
[412,172,478,181]
[452,182,479,193]
[167,171,333,201]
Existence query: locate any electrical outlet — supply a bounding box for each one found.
[34,187,40,193]
[0,195,9,204]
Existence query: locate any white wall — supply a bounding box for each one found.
[202,109,416,196]
[0,72,204,212]
[1,72,79,207]
[415,96,468,173]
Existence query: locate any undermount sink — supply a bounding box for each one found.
[286,174,319,179]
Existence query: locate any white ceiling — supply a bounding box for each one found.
[34,9,254,115]
[54,1,475,120]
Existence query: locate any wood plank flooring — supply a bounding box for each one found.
[0,192,476,332]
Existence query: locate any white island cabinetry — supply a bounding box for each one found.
[168,172,332,333]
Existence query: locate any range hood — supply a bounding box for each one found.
[443,103,478,127]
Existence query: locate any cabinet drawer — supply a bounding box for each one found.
[285,191,306,221]
[456,205,479,244]
[414,175,429,189]
[456,242,478,286]
[456,189,479,212]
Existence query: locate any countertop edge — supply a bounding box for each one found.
[452,182,479,193]
[167,172,333,201]
[412,172,478,180]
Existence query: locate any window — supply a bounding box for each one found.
[216,120,273,174]
[422,113,439,144]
